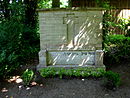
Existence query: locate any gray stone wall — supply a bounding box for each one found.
[37,8,105,70]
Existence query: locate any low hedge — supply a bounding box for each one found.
[39,67,106,78]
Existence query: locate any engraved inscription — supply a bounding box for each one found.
[48,51,95,65]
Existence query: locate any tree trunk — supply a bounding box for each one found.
[52,0,60,8]
[1,0,10,19]
[68,0,72,7]
[24,0,38,28]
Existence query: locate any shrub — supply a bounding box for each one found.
[103,71,121,90]
[103,12,129,35]
[0,2,39,78]
[21,69,34,86]
[0,18,24,78]
[104,35,130,65]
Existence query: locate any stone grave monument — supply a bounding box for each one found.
[37,8,105,70]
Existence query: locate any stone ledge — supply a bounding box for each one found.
[37,64,106,71]
[37,7,105,12]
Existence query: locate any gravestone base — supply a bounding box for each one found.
[37,64,106,71]
[37,49,105,71]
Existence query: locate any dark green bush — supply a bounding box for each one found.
[104,35,130,65]
[0,17,24,78]
[0,2,39,78]
[103,71,121,89]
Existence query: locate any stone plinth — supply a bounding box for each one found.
[37,8,105,70]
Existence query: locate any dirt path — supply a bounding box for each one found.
[0,77,130,98]
[0,60,130,98]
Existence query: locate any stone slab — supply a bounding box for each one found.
[48,51,95,65]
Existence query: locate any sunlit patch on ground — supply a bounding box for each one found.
[30,82,37,86]
[7,76,23,83]
[1,88,8,93]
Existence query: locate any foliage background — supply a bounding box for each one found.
[0,0,39,78]
[1,0,130,78]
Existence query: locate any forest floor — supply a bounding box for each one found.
[0,58,130,98]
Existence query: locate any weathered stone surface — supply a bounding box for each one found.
[48,51,95,65]
[37,8,105,70]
